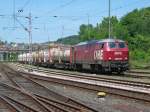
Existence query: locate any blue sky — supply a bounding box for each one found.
[0,0,150,43]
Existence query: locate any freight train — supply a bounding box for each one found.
[18,39,129,73]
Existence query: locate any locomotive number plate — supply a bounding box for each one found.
[94,50,103,60]
[114,52,122,55]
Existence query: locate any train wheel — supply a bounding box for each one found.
[90,64,95,73]
[117,71,124,75]
[76,64,82,71]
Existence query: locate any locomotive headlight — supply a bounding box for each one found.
[109,57,111,60]
[125,57,128,60]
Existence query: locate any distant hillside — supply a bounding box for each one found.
[56,35,80,45]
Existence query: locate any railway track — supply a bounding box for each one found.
[14,63,150,87]
[129,69,150,74]
[14,63,150,79]
[0,63,98,112]
[10,63,150,103]
[126,70,150,78]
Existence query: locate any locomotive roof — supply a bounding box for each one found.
[76,40,97,46]
[76,38,125,46]
[97,38,125,43]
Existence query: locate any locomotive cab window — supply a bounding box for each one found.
[119,42,126,48]
[108,42,116,48]
[99,43,104,49]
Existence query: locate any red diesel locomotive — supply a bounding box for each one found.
[18,38,129,73]
[70,39,129,73]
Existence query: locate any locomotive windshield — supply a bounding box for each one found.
[108,42,126,48]
[108,42,116,48]
[118,42,126,48]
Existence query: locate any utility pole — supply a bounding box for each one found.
[108,0,111,39]
[28,12,32,69]
[87,14,90,40]
[12,3,34,71]
[61,25,64,39]
[44,24,50,43]
[24,12,32,71]
[48,32,50,43]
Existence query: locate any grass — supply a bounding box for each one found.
[130,60,150,69]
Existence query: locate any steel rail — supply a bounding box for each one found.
[10,63,150,102]
[3,71,78,112]
[13,63,150,90]
[0,95,21,112]
[16,64,150,88]
[36,69,150,88]
[36,96,78,112]
[16,68,150,102]
[0,81,53,112]
[1,64,88,112]
[126,71,150,79]
[1,95,41,112]
[129,70,150,74]
[3,64,98,112]
[14,63,150,79]
[35,94,82,112]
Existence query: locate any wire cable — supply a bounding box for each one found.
[40,0,77,17]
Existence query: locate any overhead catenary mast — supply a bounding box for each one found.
[28,12,32,67]
[108,0,111,39]
[15,12,33,70]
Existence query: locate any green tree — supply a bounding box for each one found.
[79,24,94,41]
[121,7,150,37]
